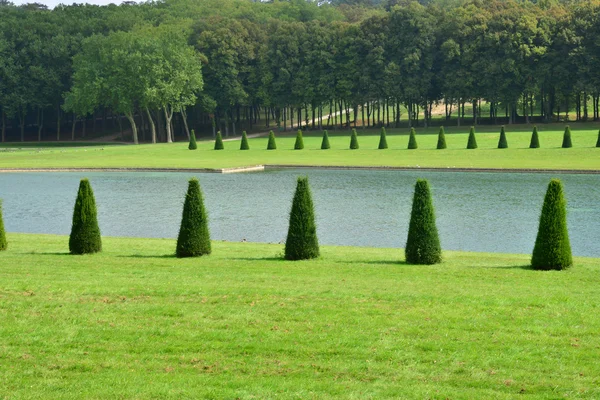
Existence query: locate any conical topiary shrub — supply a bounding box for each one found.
[350,129,359,149]
[69,179,102,255]
[267,130,277,150]
[294,129,304,150]
[188,129,198,150]
[378,127,388,149]
[531,179,572,270]
[407,127,418,149]
[284,177,319,260]
[467,126,478,149]
[176,178,211,258]
[529,126,540,148]
[214,131,224,150]
[405,179,442,265]
[0,200,7,251]
[436,126,447,149]
[498,126,508,149]
[240,131,250,150]
[596,130,600,148]
[321,130,330,150]
[562,126,573,148]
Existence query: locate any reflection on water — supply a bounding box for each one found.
[0,169,598,256]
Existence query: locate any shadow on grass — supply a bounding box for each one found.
[27,252,70,256]
[118,254,176,259]
[229,256,284,262]
[343,259,406,266]
[481,264,534,270]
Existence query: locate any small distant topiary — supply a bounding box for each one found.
[467,126,478,149]
[240,131,250,150]
[0,200,7,251]
[321,130,330,150]
[596,130,600,148]
[69,179,102,255]
[562,126,573,148]
[284,177,319,261]
[214,131,224,150]
[436,126,447,149]
[531,179,572,270]
[188,129,198,150]
[529,126,540,148]
[407,127,418,149]
[267,130,277,150]
[176,178,211,258]
[294,129,305,150]
[350,129,359,149]
[405,179,442,265]
[378,127,388,149]
[498,126,508,149]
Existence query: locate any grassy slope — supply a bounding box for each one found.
[1,233,600,399]
[0,125,599,170]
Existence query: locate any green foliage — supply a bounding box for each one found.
[529,126,540,148]
[349,129,359,150]
[321,130,330,150]
[407,128,418,149]
[467,126,478,149]
[562,126,573,148]
[597,130,600,148]
[214,131,224,150]
[285,177,319,261]
[0,200,6,251]
[498,126,508,149]
[436,126,447,150]
[294,130,305,150]
[240,131,250,150]
[378,127,388,149]
[176,178,211,258]
[188,129,198,150]
[405,179,442,265]
[531,179,572,270]
[69,179,102,255]
[267,130,277,150]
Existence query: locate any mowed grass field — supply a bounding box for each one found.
[1,233,600,398]
[0,124,599,170]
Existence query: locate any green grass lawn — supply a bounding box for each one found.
[0,124,599,171]
[1,233,600,398]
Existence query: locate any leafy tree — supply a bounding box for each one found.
[407,127,418,149]
[467,126,477,149]
[498,126,508,149]
[284,176,319,261]
[240,130,249,150]
[378,127,388,149]
[294,129,304,150]
[321,130,330,150]
[350,128,359,149]
[529,126,540,148]
[267,130,277,150]
[531,179,572,270]
[69,178,101,255]
[176,178,211,258]
[0,200,6,251]
[562,126,573,148]
[436,126,447,149]
[188,129,197,150]
[214,130,224,150]
[405,179,442,265]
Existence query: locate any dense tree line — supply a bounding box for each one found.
[2,0,600,143]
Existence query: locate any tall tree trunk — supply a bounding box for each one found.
[19,109,25,142]
[164,106,173,143]
[1,109,5,142]
[71,117,77,141]
[37,108,44,141]
[56,105,61,141]
[181,107,190,139]
[125,111,139,144]
[146,107,156,144]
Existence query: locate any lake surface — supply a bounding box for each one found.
[0,169,598,256]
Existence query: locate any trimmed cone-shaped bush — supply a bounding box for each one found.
[240,131,250,150]
[267,130,277,150]
[407,127,418,149]
[69,179,102,255]
[467,126,478,149]
[498,126,508,149]
[214,131,224,150]
[188,129,198,150]
[378,127,388,149]
[176,178,211,258]
[596,130,600,148]
[405,179,442,265]
[531,179,572,270]
[436,126,447,149]
[562,126,573,148]
[321,130,330,150]
[294,129,305,150]
[349,129,359,149]
[284,177,319,260]
[529,126,540,148]
[0,200,7,251]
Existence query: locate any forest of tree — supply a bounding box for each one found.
[1,0,600,143]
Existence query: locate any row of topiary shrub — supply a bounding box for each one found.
[191,126,599,151]
[0,176,573,270]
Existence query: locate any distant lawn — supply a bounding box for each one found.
[0,142,122,149]
[0,124,599,171]
[1,233,599,398]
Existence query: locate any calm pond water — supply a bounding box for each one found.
[0,169,598,257]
